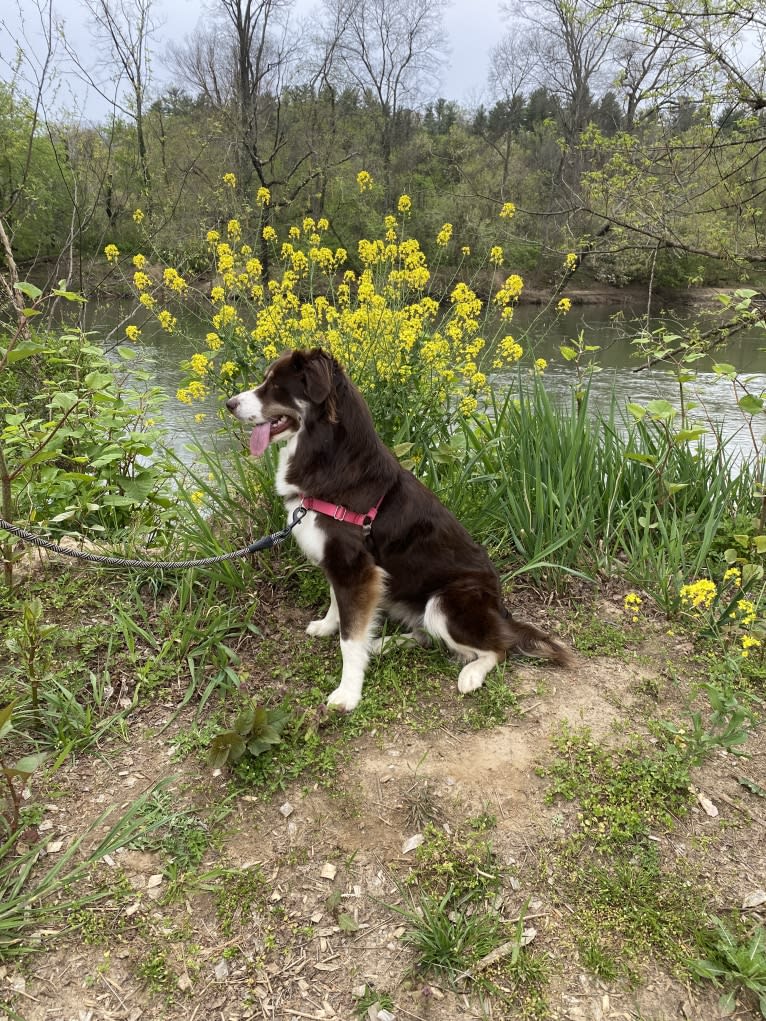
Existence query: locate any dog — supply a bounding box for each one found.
[226,348,571,711]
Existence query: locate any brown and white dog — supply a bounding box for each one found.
[226,348,571,711]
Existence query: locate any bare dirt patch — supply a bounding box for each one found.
[2,605,766,1021]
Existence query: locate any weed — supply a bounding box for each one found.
[406,823,502,902]
[572,615,633,657]
[397,886,504,981]
[544,724,692,848]
[213,865,267,937]
[354,986,395,1018]
[689,916,766,1017]
[460,670,520,728]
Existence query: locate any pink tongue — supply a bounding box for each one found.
[249,423,271,457]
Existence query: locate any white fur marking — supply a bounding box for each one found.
[229,390,267,423]
[307,587,339,637]
[458,653,501,693]
[327,638,370,712]
[423,596,500,693]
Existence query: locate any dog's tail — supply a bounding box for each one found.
[503,616,573,667]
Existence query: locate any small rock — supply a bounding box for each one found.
[743,889,766,909]
[46,839,64,854]
[214,959,230,981]
[146,874,164,889]
[279,801,294,818]
[177,972,193,992]
[402,833,424,854]
[320,862,337,880]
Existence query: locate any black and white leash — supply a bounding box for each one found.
[0,506,308,571]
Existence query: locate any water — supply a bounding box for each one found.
[90,299,766,465]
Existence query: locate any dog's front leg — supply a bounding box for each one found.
[306,585,339,637]
[326,564,385,713]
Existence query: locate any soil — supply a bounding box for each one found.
[2,593,766,1021]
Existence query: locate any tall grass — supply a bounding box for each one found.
[165,374,756,604]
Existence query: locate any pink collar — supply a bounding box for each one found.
[300,494,385,534]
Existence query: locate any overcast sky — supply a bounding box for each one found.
[1,0,507,121]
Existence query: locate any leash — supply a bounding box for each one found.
[0,506,308,571]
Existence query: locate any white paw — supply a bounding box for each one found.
[306,617,338,637]
[458,661,489,694]
[326,686,360,712]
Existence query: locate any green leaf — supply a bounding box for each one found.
[6,340,46,363]
[208,732,246,768]
[117,346,138,360]
[674,428,706,442]
[51,288,86,303]
[0,702,16,740]
[234,707,255,737]
[739,395,765,415]
[338,913,359,932]
[646,399,676,420]
[626,403,646,421]
[83,371,114,392]
[559,345,577,361]
[11,752,48,778]
[14,281,42,300]
[754,535,766,554]
[664,482,689,495]
[712,362,737,376]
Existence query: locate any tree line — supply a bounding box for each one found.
[3,0,766,297]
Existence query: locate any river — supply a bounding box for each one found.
[88,299,766,465]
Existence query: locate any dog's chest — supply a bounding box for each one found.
[276,435,327,566]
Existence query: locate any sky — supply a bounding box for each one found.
[1,0,508,121]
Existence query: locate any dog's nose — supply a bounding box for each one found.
[225,396,239,413]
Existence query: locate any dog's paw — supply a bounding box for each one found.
[306,617,339,638]
[326,686,360,712]
[457,661,488,694]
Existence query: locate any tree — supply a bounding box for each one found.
[322,0,450,198]
[79,0,156,200]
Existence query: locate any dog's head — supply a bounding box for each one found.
[226,348,339,456]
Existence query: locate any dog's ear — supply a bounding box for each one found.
[303,351,338,421]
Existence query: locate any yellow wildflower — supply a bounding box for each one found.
[220,361,237,377]
[534,357,548,374]
[499,202,516,219]
[565,252,578,271]
[742,634,762,658]
[398,194,412,214]
[263,226,277,242]
[436,223,453,247]
[210,286,225,303]
[125,324,141,342]
[132,253,146,269]
[679,579,717,611]
[227,218,241,240]
[139,292,156,309]
[205,332,223,351]
[461,246,471,256]
[190,353,211,376]
[132,208,144,224]
[222,172,237,188]
[723,567,741,586]
[157,309,177,333]
[133,270,151,291]
[557,297,572,313]
[256,186,270,207]
[206,229,220,245]
[163,267,188,294]
[356,170,373,193]
[489,246,504,266]
[104,244,120,263]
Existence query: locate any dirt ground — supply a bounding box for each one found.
[2,596,766,1021]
